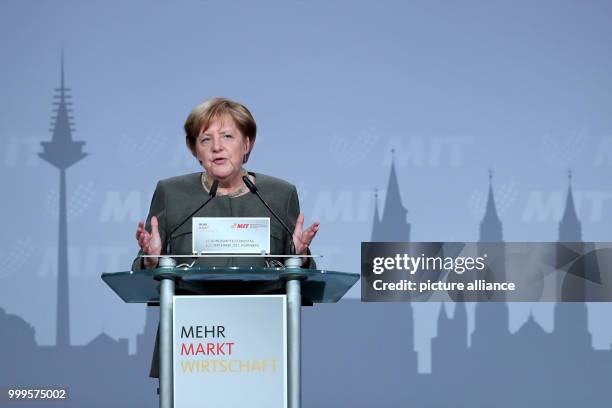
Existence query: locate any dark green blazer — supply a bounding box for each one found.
[132,171,315,270]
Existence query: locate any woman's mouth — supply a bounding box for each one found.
[213,158,227,165]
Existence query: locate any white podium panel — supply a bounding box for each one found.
[173,295,287,408]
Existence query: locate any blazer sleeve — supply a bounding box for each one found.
[131,181,168,271]
[285,185,316,269]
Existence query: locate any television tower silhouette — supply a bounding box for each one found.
[38,53,87,347]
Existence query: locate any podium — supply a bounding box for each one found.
[101,260,359,408]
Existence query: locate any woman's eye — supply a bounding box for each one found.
[223,134,233,139]
[200,137,210,143]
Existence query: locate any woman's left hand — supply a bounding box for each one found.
[292,213,320,255]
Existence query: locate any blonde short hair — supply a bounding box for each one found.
[184,97,257,163]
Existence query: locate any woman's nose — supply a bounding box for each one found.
[211,136,223,151]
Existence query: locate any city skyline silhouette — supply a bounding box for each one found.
[2,121,610,405]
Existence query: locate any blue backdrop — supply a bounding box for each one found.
[1,0,611,406]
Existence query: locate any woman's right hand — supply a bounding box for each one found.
[135,216,162,268]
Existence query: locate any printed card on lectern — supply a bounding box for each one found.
[192,217,271,254]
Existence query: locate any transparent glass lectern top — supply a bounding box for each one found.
[101,266,360,304]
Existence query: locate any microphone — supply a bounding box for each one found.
[242,175,296,255]
[165,179,219,254]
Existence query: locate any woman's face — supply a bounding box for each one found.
[195,114,251,183]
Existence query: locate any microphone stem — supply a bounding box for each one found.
[165,179,218,254]
[243,175,299,257]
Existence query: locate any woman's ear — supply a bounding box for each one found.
[242,137,252,163]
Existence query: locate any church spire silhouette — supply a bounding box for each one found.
[479,169,503,242]
[473,170,509,345]
[38,53,87,347]
[559,169,582,242]
[554,170,590,345]
[382,150,407,222]
[371,150,411,241]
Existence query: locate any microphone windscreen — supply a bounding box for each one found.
[210,179,219,197]
[242,175,258,193]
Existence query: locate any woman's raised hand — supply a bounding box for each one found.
[135,216,162,268]
[292,213,320,255]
